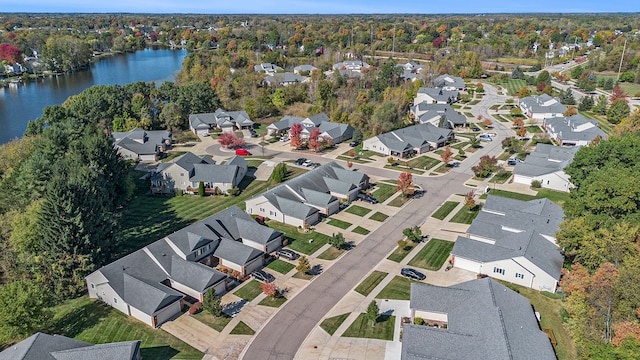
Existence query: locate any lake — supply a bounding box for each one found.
[0,48,187,144]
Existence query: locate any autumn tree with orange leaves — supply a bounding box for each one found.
[396,171,414,197]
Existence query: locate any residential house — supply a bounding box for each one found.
[150,152,247,194]
[519,94,567,120]
[266,113,354,144]
[263,72,309,87]
[293,64,317,74]
[451,195,564,292]
[363,123,454,157]
[434,73,467,91]
[397,61,425,82]
[401,279,556,360]
[410,102,467,128]
[189,108,254,135]
[254,63,283,74]
[513,143,579,192]
[245,162,369,227]
[414,87,459,105]
[86,206,283,327]
[332,60,370,72]
[543,114,607,146]
[112,128,172,161]
[0,332,141,360]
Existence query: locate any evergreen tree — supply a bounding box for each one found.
[202,289,223,317]
[366,300,380,326]
[578,96,594,112]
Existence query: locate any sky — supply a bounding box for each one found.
[7,0,639,14]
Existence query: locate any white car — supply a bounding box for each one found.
[302,159,313,167]
[280,136,289,142]
[479,135,492,142]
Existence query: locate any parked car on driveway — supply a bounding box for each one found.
[280,136,289,142]
[358,193,378,204]
[302,159,314,167]
[295,158,307,166]
[276,249,299,260]
[401,267,426,281]
[349,141,359,147]
[251,270,275,283]
[507,158,524,166]
[478,135,492,142]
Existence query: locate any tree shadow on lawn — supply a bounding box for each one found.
[51,301,112,338]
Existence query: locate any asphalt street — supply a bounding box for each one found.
[241,84,507,360]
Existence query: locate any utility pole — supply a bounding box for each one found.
[392,23,396,58]
[616,38,627,85]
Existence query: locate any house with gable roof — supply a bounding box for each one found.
[410,102,467,128]
[397,61,425,82]
[0,332,142,360]
[434,73,466,91]
[112,128,172,161]
[245,162,369,227]
[263,72,309,87]
[293,64,317,75]
[362,123,453,157]
[401,279,556,360]
[513,143,579,192]
[150,152,247,195]
[188,108,254,135]
[332,60,370,72]
[451,195,564,292]
[254,62,283,75]
[519,94,567,120]
[414,87,460,105]
[266,113,354,144]
[543,114,607,146]
[86,206,283,327]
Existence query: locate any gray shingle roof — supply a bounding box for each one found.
[170,256,227,293]
[401,279,556,360]
[250,162,368,220]
[513,143,579,177]
[0,333,90,360]
[318,121,354,141]
[412,103,467,126]
[294,64,317,73]
[263,72,309,86]
[49,341,141,360]
[122,273,183,315]
[212,108,253,128]
[213,239,263,266]
[451,195,565,280]
[416,87,459,103]
[543,114,607,143]
[375,123,453,151]
[112,128,171,156]
[519,94,567,114]
[434,73,466,89]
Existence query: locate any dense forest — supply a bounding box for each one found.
[0,12,639,358]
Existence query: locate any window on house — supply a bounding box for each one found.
[114,298,118,304]
[180,173,184,177]
[91,283,94,289]
[493,267,505,275]
[515,273,525,279]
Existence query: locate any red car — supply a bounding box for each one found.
[235,149,251,156]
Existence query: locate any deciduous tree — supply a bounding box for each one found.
[440,145,453,164]
[366,300,379,326]
[396,171,414,197]
[297,255,311,274]
[309,127,321,152]
[260,282,278,297]
[203,289,223,317]
[290,123,303,149]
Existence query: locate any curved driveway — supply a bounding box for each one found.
[242,85,510,360]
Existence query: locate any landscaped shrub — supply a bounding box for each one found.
[188,301,202,315]
[414,317,424,325]
[531,180,542,188]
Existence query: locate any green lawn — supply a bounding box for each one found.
[500,282,576,360]
[192,312,232,332]
[503,79,529,96]
[345,205,372,216]
[117,169,269,256]
[526,125,542,133]
[51,297,202,360]
[342,314,395,341]
[320,313,350,335]
[369,212,389,222]
[266,259,295,274]
[449,206,481,224]
[233,280,262,301]
[407,239,454,271]
[431,201,459,220]
[491,171,513,183]
[293,271,314,280]
[388,194,412,207]
[354,271,388,296]
[265,221,331,255]
[483,189,570,207]
[258,295,287,308]
[406,156,440,170]
[317,246,345,260]
[327,218,352,229]
[352,226,370,235]
[387,244,415,263]
[375,276,413,300]
[384,164,425,175]
[230,321,255,335]
[372,184,398,203]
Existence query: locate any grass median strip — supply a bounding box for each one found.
[266,259,295,274]
[369,212,389,222]
[375,275,412,300]
[233,280,262,301]
[387,244,415,263]
[193,312,232,332]
[320,313,350,335]
[342,314,396,341]
[266,221,331,255]
[354,271,388,296]
[372,184,398,203]
[449,206,481,224]
[345,205,372,216]
[407,239,454,271]
[327,218,352,229]
[258,296,287,308]
[431,201,459,220]
[230,321,255,335]
[352,226,370,235]
[317,246,345,260]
